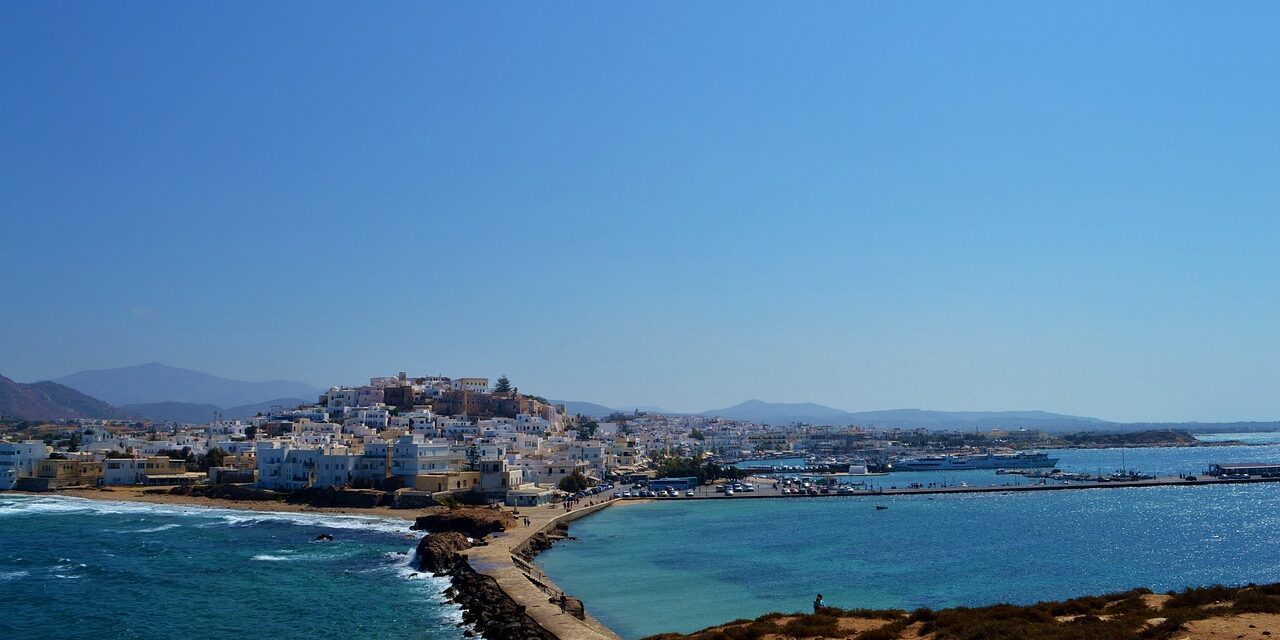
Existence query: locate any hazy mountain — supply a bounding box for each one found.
[616,405,670,413]
[121,397,313,424]
[551,400,618,419]
[0,375,130,421]
[551,400,672,418]
[54,363,323,407]
[845,408,1108,430]
[699,400,1113,431]
[702,400,853,424]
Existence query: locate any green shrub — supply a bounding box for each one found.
[1232,589,1280,614]
[780,613,840,638]
[1165,585,1232,609]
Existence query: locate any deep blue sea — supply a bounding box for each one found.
[0,495,465,640]
[542,440,1280,639]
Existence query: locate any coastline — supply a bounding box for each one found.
[30,486,423,521]
[22,486,625,640]
[461,498,623,640]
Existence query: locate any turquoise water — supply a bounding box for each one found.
[0,495,464,640]
[541,450,1280,638]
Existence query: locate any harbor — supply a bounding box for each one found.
[615,471,1280,501]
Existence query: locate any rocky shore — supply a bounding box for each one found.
[54,486,619,640]
[420,533,557,640]
[411,505,516,538]
[410,500,621,640]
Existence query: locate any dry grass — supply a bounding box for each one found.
[640,584,1280,640]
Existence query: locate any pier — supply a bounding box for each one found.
[463,499,622,640]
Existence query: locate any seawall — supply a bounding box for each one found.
[448,500,621,640]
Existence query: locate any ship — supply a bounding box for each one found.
[892,451,1059,471]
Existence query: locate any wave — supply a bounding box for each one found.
[251,554,293,562]
[130,523,182,533]
[0,570,29,581]
[0,494,414,536]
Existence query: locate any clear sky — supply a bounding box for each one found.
[2,2,1278,422]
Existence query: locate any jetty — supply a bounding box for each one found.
[460,499,621,640]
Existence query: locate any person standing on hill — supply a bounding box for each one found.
[813,593,824,613]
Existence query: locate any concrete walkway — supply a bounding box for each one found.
[464,500,621,640]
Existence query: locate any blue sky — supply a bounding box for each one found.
[2,2,1278,422]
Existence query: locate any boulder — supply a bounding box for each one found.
[415,532,472,573]
[411,507,516,538]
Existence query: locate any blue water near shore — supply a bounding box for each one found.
[0,494,464,640]
[542,441,1280,639]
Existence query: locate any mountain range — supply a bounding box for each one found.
[0,363,320,423]
[552,398,1280,433]
[0,375,130,421]
[5,364,1277,433]
[54,363,324,407]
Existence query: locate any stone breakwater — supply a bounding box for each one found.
[416,530,557,640]
[414,502,621,640]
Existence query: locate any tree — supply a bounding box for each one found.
[200,448,229,471]
[689,429,706,441]
[244,425,258,440]
[576,419,599,440]
[558,471,591,493]
[494,375,512,393]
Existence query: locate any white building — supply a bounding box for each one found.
[389,435,456,482]
[451,377,489,393]
[515,414,551,435]
[0,440,50,490]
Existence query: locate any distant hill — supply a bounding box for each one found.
[0,375,130,421]
[551,400,618,419]
[54,363,323,407]
[844,408,1108,431]
[699,400,1114,432]
[702,400,854,425]
[551,400,672,419]
[121,397,312,423]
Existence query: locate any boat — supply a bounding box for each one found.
[893,451,1059,471]
[875,505,888,510]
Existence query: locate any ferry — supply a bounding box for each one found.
[893,451,1058,471]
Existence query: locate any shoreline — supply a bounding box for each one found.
[461,499,623,640]
[22,486,424,521]
[7,487,622,639]
[17,472,1280,640]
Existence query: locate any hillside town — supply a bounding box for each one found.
[3,371,1210,505]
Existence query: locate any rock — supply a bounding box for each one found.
[286,486,392,508]
[168,483,283,502]
[415,532,472,573]
[314,533,334,541]
[411,507,516,538]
